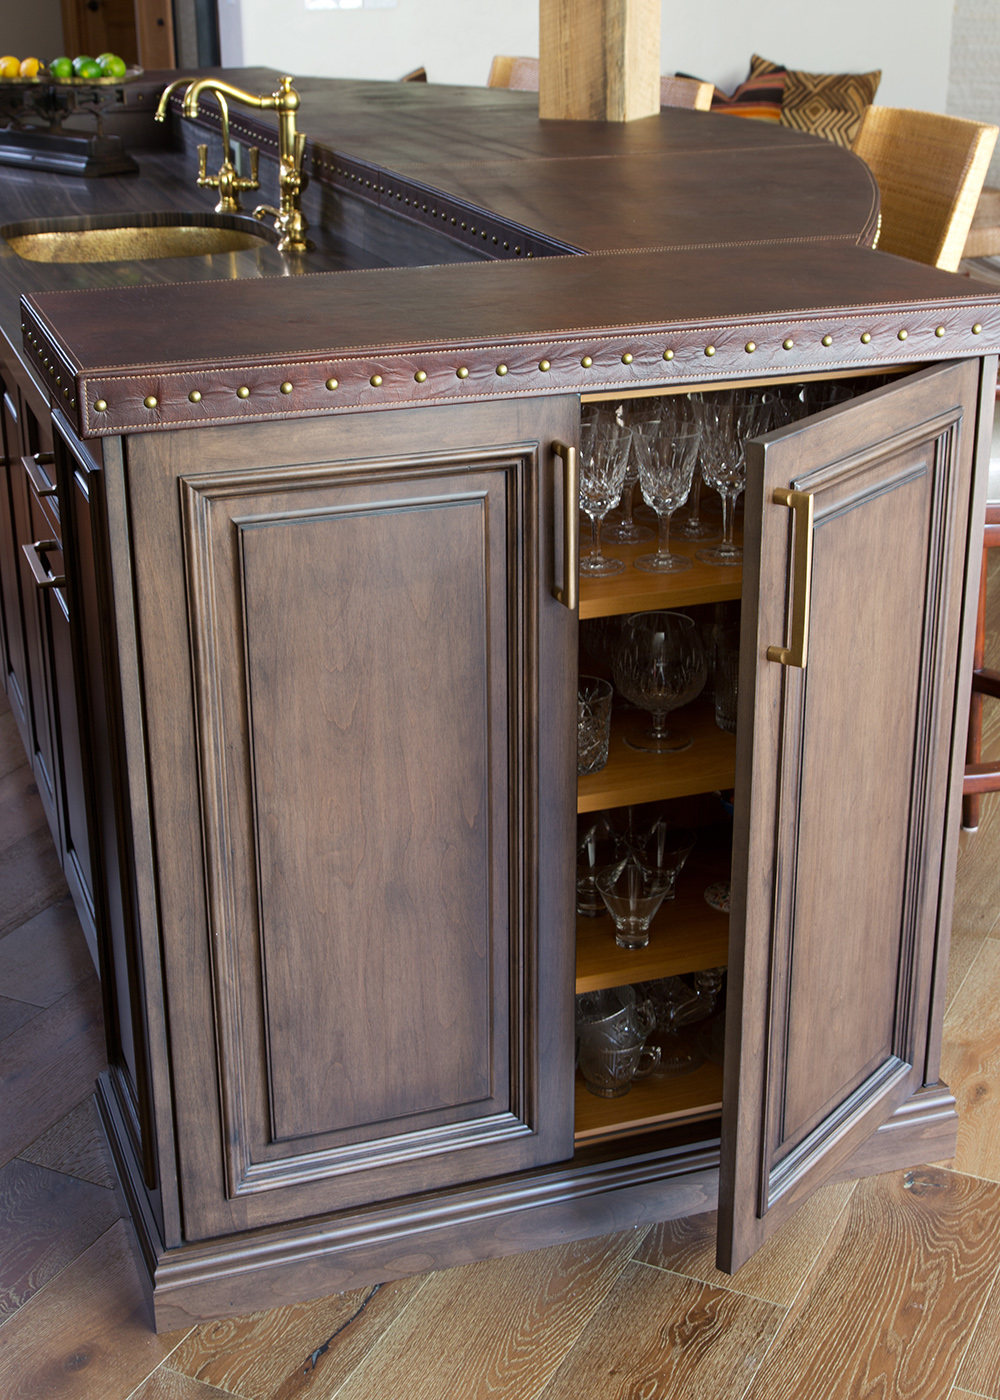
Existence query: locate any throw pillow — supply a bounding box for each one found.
[751,53,881,147]
[708,57,785,122]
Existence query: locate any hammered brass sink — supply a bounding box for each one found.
[2,211,276,263]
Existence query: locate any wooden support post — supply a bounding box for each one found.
[539,0,661,122]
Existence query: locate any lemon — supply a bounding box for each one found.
[19,57,41,78]
[0,55,20,79]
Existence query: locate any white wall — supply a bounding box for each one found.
[948,0,1000,184]
[3,0,63,63]
[661,0,953,112]
[226,0,953,111]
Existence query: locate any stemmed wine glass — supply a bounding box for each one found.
[603,406,655,544]
[694,391,763,567]
[672,394,718,541]
[612,611,708,753]
[579,413,632,576]
[632,423,700,572]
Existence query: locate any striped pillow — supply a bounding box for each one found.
[710,60,785,122]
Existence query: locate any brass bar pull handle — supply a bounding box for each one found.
[22,539,65,590]
[766,487,814,669]
[552,439,579,611]
[22,452,57,497]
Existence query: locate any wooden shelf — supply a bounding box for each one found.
[575,855,730,992]
[574,1059,724,1143]
[579,531,742,620]
[578,700,736,812]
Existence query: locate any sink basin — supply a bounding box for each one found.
[1,211,276,264]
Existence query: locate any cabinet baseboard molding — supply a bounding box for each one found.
[97,1073,958,1331]
[830,1082,959,1183]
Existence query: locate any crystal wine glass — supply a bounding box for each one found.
[603,406,655,544]
[695,391,764,567]
[673,395,718,541]
[613,611,708,753]
[579,413,631,576]
[632,423,700,572]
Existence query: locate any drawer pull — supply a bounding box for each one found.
[767,487,814,669]
[21,539,65,590]
[552,439,579,611]
[22,452,57,497]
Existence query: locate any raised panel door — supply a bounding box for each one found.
[119,397,579,1239]
[719,358,983,1270]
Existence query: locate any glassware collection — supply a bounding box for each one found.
[580,383,818,574]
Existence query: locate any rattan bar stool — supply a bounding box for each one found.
[852,105,998,272]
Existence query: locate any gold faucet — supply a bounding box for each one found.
[156,75,309,253]
[155,78,260,216]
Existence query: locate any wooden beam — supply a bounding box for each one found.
[539,0,661,122]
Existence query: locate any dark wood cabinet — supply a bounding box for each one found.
[63,351,986,1328]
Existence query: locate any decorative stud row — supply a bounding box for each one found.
[310,150,578,261]
[80,318,990,418]
[21,322,77,410]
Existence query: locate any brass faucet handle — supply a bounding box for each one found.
[231,145,260,193]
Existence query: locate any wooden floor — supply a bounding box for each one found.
[1,557,999,1399]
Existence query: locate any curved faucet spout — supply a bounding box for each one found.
[171,75,309,252]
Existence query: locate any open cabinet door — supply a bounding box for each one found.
[717,358,984,1273]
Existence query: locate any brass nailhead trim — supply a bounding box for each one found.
[144,395,158,409]
[581,356,593,368]
[370,374,383,387]
[414,370,427,383]
[539,359,551,372]
[897,330,907,341]
[663,349,674,361]
[280,381,293,394]
[496,364,508,376]
[745,342,756,353]
[822,335,833,347]
[94,399,108,413]
[973,323,983,334]
[188,390,202,403]
[237,386,250,399]
[860,332,872,344]
[621,352,633,365]
[325,378,339,391]
[783,338,794,350]
[704,345,716,357]
[457,366,469,379]
[936,326,946,337]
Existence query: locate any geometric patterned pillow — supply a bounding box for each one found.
[780,66,881,146]
[749,53,881,147]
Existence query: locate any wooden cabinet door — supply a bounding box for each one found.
[718,359,984,1271]
[122,396,579,1239]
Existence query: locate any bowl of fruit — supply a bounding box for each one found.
[0,52,140,86]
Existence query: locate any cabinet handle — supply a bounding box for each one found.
[766,487,814,669]
[552,439,579,611]
[21,539,65,590]
[22,452,57,497]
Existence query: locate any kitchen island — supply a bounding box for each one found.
[2,70,999,1328]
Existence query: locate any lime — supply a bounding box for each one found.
[71,55,93,74]
[49,55,72,80]
[98,53,126,78]
[76,60,103,81]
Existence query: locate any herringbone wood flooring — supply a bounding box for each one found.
[1,553,999,1400]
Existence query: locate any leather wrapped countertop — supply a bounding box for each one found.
[13,71,1000,438]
